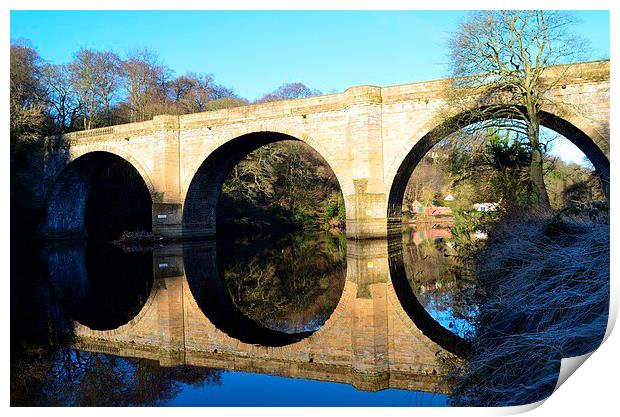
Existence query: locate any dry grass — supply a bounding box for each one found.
[450,212,609,406]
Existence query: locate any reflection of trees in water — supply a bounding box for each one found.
[11,345,221,406]
[221,233,346,333]
[402,227,478,336]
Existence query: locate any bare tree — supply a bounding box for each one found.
[168,73,214,113]
[404,155,452,207]
[70,49,122,129]
[41,64,81,132]
[121,48,171,122]
[447,10,589,209]
[10,42,48,143]
[10,41,45,112]
[256,82,321,103]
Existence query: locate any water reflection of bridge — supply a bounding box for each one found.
[65,241,453,393]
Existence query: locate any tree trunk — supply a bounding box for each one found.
[526,98,551,210]
[529,133,551,210]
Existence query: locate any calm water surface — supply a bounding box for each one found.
[11,226,474,406]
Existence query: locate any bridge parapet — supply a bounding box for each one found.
[50,119,156,145]
[46,61,609,143]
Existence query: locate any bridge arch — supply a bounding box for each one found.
[182,129,347,238]
[44,150,154,240]
[386,107,610,224]
[383,105,609,357]
[183,240,348,347]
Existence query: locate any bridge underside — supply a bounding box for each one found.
[44,151,152,241]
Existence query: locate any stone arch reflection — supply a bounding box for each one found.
[388,238,472,358]
[46,242,154,331]
[183,234,346,347]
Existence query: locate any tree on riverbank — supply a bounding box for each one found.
[10,41,52,238]
[218,139,345,232]
[446,11,588,209]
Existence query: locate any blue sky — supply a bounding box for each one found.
[10,10,609,100]
[10,10,609,164]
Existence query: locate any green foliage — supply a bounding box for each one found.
[484,132,530,169]
[544,158,605,210]
[323,192,346,223]
[337,198,346,221]
[219,141,344,231]
[449,210,483,248]
[221,232,346,333]
[323,201,338,220]
[323,232,347,261]
[403,128,604,218]
[454,130,536,211]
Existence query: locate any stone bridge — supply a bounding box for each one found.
[43,61,610,240]
[50,240,455,393]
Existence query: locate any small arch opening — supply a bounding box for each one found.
[45,151,152,242]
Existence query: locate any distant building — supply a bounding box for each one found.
[473,230,488,240]
[444,194,455,201]
[473,203,499,212]
[408,200,452,217]
[429,151,449,160]
[409,200,424,214]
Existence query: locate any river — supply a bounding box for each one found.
[11,224,476,406]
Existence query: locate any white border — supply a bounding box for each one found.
[3,1,617,416]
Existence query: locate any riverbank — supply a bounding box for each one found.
[450,212,609,406]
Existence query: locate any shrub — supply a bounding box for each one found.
[450,212,609,406]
